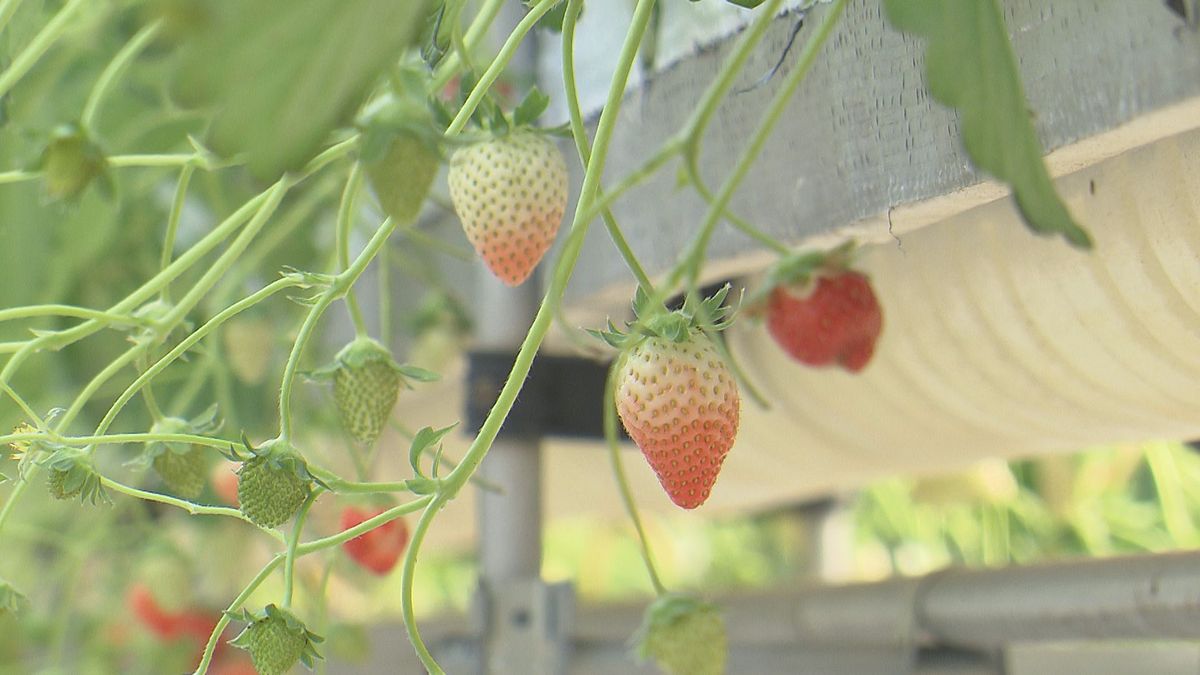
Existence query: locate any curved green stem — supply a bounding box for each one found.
[193,556,284,675]
[604,360,666,595]
[99,476,283,538]
[159,164,195,302]
[445,0,562,137]
[0,170,39,185]
[0,304,148,325]
[0,0,87,101]
[0,379,47,428]
[399,496,444,673]
[296,496,432,554]
[335,163,370,338]
[283,491,320,608]
[675,0,846,289]
[107,153,202,168]
[279,217,399,440]
[561,0,655,296]
[81,21,162,132]
[0,0,26,34]
[430,0,507,92]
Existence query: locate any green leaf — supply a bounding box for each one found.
[408,424,457,476]
[512,87,550,128]
[883,0,1092,248]
[175,0,435,180]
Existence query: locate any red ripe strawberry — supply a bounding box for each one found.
[128,583,181,639]
[340,506,409,575]
[766,270,883,372]
[447,131,568,286]
[615,333,740,510]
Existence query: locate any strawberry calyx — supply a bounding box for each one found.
[590,284,735,351]
[307,337,439,387]
[228,603,324,674]
[37,445,107,504]
[226,435,325,491]
[747,240,858,308]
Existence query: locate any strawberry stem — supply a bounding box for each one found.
[283,491,320,609]
[605,360,668,596]
[561,0,656,297]
[336,163,371,340]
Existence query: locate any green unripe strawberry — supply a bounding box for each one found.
[230,604,322,675]
[236,438,315,529]
[47,468,81,500]
[364,132,440,226]
[140,415,215,499]
[321,338,438,447]
[41,123,109,200]
[152,447,207,499]
[333,339,402,447]
[40,447,106,504]
[635,595,727,675]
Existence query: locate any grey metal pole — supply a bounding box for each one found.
[474,275,543,583]
[468,8,572,674]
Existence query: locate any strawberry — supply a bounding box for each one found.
[152,447,207,499]
[364,131,440,226]
[40,122,110,200]
[40,447,106,504]
[235,438,318,529]
[339,506,409,575]
[616,331,740,509]
[634,594,727,675]
[229,604,322,675]
[447,130,568,286]
[321,338,438,447]
[766,269,882,373]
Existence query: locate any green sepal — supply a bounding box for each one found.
[592,285,736,351]
[0,578,28,617]
[37,445,109,505]
[745,240,856,308]
[407,424,457,479]
[239,436,328,492]
[229,604,324,671]
[512,86,550,128]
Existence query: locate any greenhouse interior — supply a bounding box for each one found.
[1,0,1199,674]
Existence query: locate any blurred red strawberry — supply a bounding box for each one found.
[340,506,409,575]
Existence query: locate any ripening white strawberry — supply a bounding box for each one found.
[447,131,568,286]
[615,332,740,509]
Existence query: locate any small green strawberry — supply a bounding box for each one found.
[151,448,207,498]
[634,595,727,675]
[39,446,106,504]
[235,438,319,529]
[364,131,440,226]
[132,411,220,499]
[447,129,569,286]
[39,123,110,200]
[313,338,438,447]
[230,604,322,675]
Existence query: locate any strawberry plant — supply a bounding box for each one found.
[0,0,1096,673]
